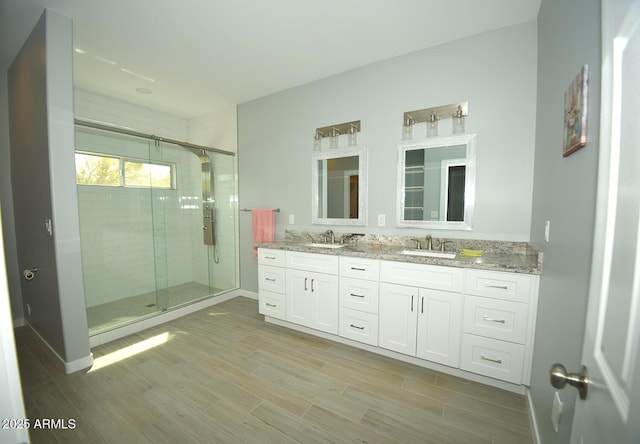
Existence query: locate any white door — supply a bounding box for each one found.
[416,288,462,367]
[568,1,640,442]
[285,269,310,326]
[308,272,339,334]
[379,282,418,355]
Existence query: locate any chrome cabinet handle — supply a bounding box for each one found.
[349,324,365,330]
[421,297,424,314]
[304,277,308,291]
[350,292,365,298]
[411,295,414,312]
[485,284,509,290]
[480,354,502,364]
[265,277,276,282]
[266,303,277,307]
[311,279,315,292]
[265,256,276,260]
[350,267,366,271]
[482,315,506,324]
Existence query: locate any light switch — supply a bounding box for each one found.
[288,214,295,224]
[377,214,386,226]
[544,220,551,242]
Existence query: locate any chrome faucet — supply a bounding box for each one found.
[411,238,422,250]
[425,235,433,251]
[325,229,335,244]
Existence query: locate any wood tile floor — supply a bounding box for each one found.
[16,296,534,443]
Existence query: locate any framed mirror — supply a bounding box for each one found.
[397,134,476,230]
[312,146,367,226]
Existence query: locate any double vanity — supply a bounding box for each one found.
[257,235,541,394]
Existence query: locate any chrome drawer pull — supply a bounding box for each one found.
[265,303,277,307]
[350,267,366,271]
[265,256,276,260]
[350,292,365,298]
[265,278,276,282]
[480,354,503,364]
[485,284,509,290]
[350,324,365,330]
[482,315,506,324]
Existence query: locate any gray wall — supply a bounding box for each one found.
[528,0,601,442]
[0,69,22,323]
[8,10,91,366]
[238,21,538,292]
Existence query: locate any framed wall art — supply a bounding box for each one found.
[563,64,589,157]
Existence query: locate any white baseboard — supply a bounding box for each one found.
[242,290,258,300]
[65,353,94,374]
[26,322,93,374]
[527,388,542,444]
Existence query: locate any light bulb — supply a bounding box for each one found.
[402,117,413,141]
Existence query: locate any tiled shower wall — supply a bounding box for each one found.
[74,89,237,308]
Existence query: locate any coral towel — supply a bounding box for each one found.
[252,209,275,259]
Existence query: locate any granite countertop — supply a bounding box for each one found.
[257,240,542,275]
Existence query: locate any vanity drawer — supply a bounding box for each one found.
[286,251,339,275]
[464,270,532,303]
[380,260,463,292]
[339,257,380,281]
[463,295,528,344]
[339,307,379,346]
[258,248,285,267]
[460,333,525,385]
[258,290,286,320]
[258,265,286,294]
[339,277,379,314]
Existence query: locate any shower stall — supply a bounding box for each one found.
[74,122,238,334]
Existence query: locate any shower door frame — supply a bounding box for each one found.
[75,118,240,342]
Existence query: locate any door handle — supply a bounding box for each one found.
[549,363,590,400]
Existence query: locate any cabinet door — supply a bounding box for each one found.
[416,288,462,367]
[379,282,418,356]
[286,269,310,326]
[308,272,339,334]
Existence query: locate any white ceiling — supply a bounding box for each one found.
[1,0,540,119]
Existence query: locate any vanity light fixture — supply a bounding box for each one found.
[403,101,468,137]
[313,130,324,151]
[426,112,439,137]
[402,116,413,141]
[330,128,340,149]
[452,105,466,134]
[313,120,361,150]
[348,124,358,146]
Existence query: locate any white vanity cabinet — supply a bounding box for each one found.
[460,270,538,385]
[379,261,463,368]
[258,246,540,392]
[338,257,380,346]
[285,251,339,334]
[258,249,286,320]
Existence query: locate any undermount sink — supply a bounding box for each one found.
[305,243,345,249]
[399,249,457,259]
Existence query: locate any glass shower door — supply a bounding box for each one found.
[76,125,238,334]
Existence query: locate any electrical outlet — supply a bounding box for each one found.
[288,214,295,224]
[544,220,551,242]
[377,214,386,227]
[551,391,563,432]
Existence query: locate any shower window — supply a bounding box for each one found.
[75,151,175,189]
